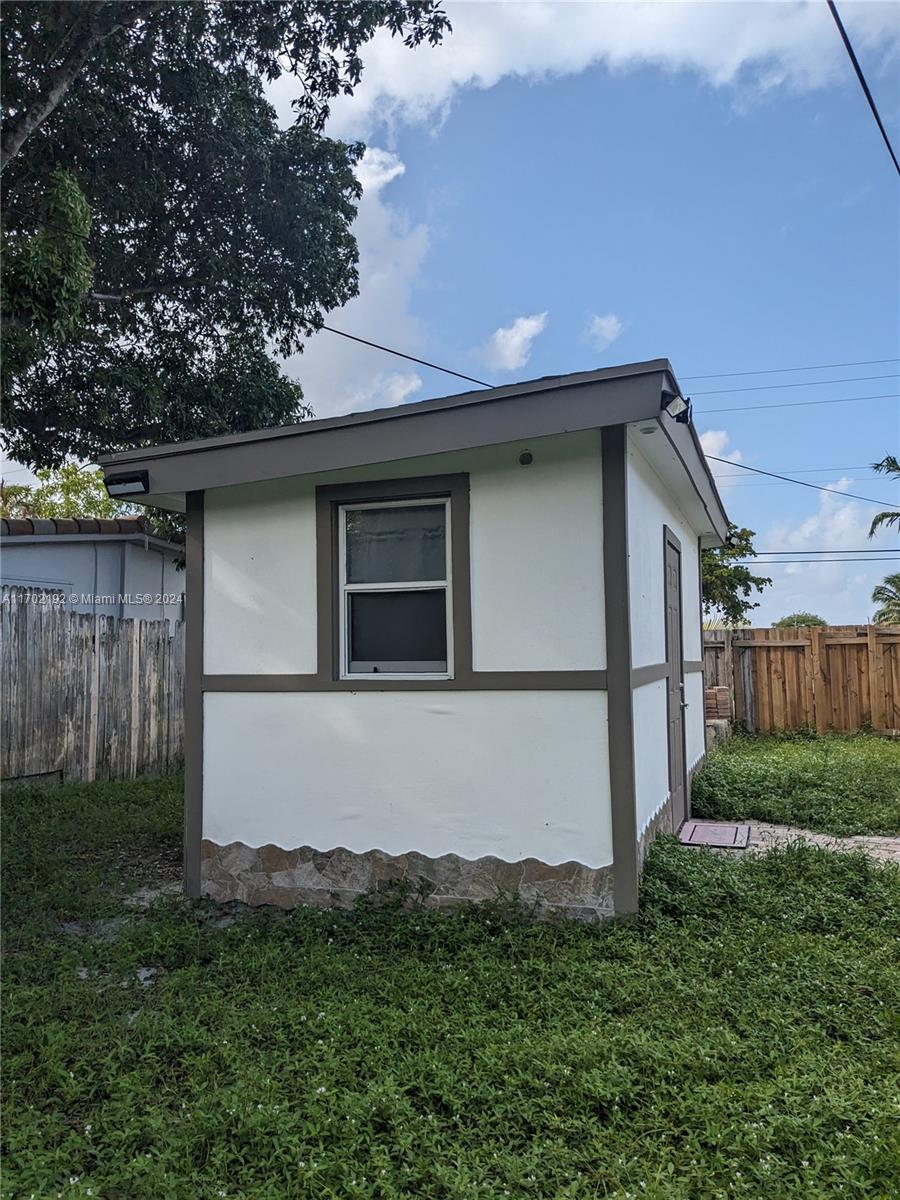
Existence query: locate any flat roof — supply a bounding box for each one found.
[99,358,729,541]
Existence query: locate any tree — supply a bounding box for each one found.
[1,2,450,467]
[772,612,827,628]
[701,525,771,626]
[872,573,900,625]
[868,455,900,538]
[0,462,133,519]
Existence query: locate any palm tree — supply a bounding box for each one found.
[872,573,900,625]
[868,455,900,537]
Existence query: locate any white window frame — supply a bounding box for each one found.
[338,497,453,681]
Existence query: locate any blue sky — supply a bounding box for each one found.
[5,2,896,623]
[277,0,900,625]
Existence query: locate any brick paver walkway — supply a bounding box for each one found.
[744,821,900,865]
[686,819,900,865]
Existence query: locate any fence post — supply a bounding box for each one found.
[809,625,828,733]
[866,625,883,731]
[84,613,100,782]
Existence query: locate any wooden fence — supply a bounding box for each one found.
[703,625,900,734]
[1,587,184,783]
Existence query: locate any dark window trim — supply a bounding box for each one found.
[315,474,473,687]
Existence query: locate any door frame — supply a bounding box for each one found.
[663,525,688,828]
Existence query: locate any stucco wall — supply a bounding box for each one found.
[203,690,613,867]
[632,678,670,836]
[626,432,707,831]
[685,671,706,769]
[201,431,611,874]
[203,431,606,675]
[626,434,702,668]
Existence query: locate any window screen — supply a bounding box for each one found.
[340,499,451,676]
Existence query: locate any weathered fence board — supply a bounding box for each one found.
[703,625,900,733]
[1,588,184,782]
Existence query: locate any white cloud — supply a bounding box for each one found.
[586,313,624,353]
[749,482,899,626]
[335,370,423,419]
[266,1,900,141]
[482,312,548,372]
[700,428,743,491]
[280,148,429,419]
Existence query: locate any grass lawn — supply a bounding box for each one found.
[3,776,900,1199]
[691,732,900,838]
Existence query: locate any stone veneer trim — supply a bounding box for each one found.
[201,840,616,923]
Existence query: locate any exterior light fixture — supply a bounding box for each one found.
[105,470,149,497]
[661,389,691,423]
[518,450,534,466]
[639,425,656,435]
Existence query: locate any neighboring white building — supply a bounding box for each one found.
[0,516,183,626]
[100,359,728,920]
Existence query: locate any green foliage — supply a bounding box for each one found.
[772,612,828,628]
[872,572,900,626]
[692,733,900,836]
[0,462,133,519]
[1,168,94,389]
[868,455,899,539]
[1,2,450,467]
[701,524,772,626]
[4,775,900,1198]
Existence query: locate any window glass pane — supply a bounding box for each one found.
[346,504,446,583]
[349,590,447,672]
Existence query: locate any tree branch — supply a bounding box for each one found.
[85,277,194,302]
[0,2,162,173]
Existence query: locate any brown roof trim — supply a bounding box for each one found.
[0,516,156,537]
[98,359,673,467]
[96,358,729,541]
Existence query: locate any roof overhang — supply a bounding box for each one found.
[98,358,729,543]
[0,532,181,554]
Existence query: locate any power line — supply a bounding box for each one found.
[735,557,898,565]
[320,325,899,422]
[320,325,492,388]
[691,373,899,396]
[713,479,891,491]
[714,465,872,477]
[705,455,888,505]
[752,549,899,555]
[827,0,900,177]
[682,357,900,380]
[696,391,899,415]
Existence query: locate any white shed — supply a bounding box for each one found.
[100,359,728,919]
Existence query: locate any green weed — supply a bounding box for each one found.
[691,733,900,837]
[2,775,899,1199]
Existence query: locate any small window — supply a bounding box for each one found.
[338,499,452,677]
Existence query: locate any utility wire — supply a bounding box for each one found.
[318,326,900,421]
[691,373,899,395]
[705,455,888,505]
[734,557,898,564]
[753,548,900,555]
[713,480,889,490]
[827,0,900,177]
[682,357,900,380]
[320,324,492,388]
[696,391,899,415]
[714,465,871,477]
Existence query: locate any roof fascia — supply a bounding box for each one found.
[101,369,668,497]
[0,533,181,554]
[98,359,672,468]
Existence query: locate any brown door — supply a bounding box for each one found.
[664,529,687,828]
